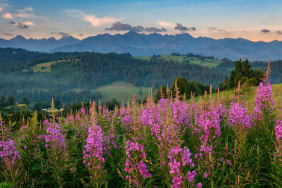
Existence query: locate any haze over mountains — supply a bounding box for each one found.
[1,31,282,61]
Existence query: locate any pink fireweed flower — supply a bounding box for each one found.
[186,170,197,183]
[254,82,274,120]
[125,140,151,185]
[274,120,282,159]
[168,147,195,187]
[229,103,252,129]
[199,144,213,155]
[171,99,190,126]
[0,139,21,165]
[43,126,65,149]
[171,176,183,188]
[20,124,28,131]
[275,120,282,142]
[213,104,227,121]
[195,109,221,146]
[137,161,152,178]
[203,171,209,179]
[83,125,104,169]
[195,182,202,188]
[67,114,74,122]
[80,106,86,116]
[102,107,108,119]
[42,119,49,126]
[141,108,154,126]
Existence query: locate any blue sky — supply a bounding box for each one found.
[0,0,282,41]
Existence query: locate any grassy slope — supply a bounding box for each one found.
[94,81,151,102]
[31,59,75,72]
[136,55,222,68]
[188,83,282,116]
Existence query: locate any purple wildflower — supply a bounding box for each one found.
[0,139,21,165]
[186,170,197,183]
[254,82,274,120]
[44,126,65,149]
[171,176,183,188]
[275,120,282,142]
[137,161,152,178]
[83,125,104,169]
[195,182,202,188]
[229,103,252,129]
[125,140,151,185]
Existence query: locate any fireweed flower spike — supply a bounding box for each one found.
[83,125,105,186]
[41,121,65,149]
[168,146,195,187]
[0,139,21,165]
[254,82,274,120]
[125,140,151,186]
[274,120,282,158]
[229,102,252,129]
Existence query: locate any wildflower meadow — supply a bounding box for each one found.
[0,78,281,188]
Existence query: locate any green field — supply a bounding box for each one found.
[31,59,79,72]
[94,81,151,102]
[31,60,64,72]
[136,55,222,68]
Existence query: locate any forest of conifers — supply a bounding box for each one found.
[0,48,281,104]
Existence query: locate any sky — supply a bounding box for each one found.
[0,0,282,42]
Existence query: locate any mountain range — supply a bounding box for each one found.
[1,31,282,61]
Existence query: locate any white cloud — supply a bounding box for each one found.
[15,12,36,18]
[0,7,3,12]
[157,21,174,28]
[83,14,118,27]
[15,7,36,18]
[2,12,13,19]
[24,21,35,26]
[66,9,119,27]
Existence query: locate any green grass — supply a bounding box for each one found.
[94,81,151,102]
[188,83,282,116]
[244,83,282,115]
[135,55,222,68]
[31,59,74,72]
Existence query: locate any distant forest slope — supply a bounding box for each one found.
[0,48,281,104]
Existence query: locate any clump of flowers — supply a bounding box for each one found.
[168,146,197,187]
[44,127,65,149]
[213,104,227,121]
[40,121,65,149]
[39,120,67,187]
[0,138,23,187]
[83,125,105,186]
[194,108,221,155]
[275,120,282,142]
[274,120,282,159]
[0,139,21,165]
[229,102,252,129]
[125,140,151,186]
[254,82,274,120]
[171,99,190,127]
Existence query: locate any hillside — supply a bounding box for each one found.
[0,48,281,104]
[189,83,282,116]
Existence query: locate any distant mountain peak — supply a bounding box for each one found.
[12,35,26,40]
[1,32,282,61]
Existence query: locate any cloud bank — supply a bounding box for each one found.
[105,22,166,33]
[175,23,196,31]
